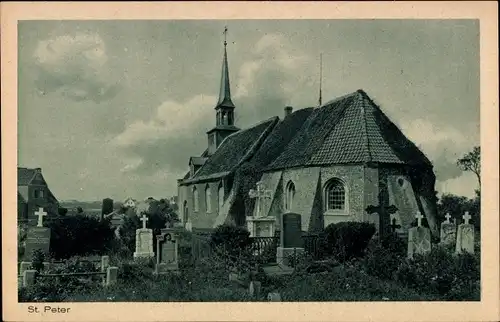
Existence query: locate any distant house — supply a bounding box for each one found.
[18,167,59,226]
[123,197,137,209]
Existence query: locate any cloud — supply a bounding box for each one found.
[33,32,121,102]
[112,33,314,176]
[399,118,477,182]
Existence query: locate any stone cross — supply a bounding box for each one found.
[140,214,148,229]
[390,217,401,232]
[444,213,452,224]
[365,190,398,239]
[415,211,424,227]
[463,211,471,225]
[249,181,272,218]
[35,207,47,227]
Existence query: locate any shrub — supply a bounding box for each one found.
[395,246,480,300]
[210,224,251,256]
[48,214,115,259]
[30,249,45,272]
[321,221,376,261]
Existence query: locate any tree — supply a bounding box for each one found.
[437,193,480,231]
[101,198,114,218]
[457,146,481,187]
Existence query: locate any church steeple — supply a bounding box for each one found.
[207,26,240,155]
[216,27,235,110]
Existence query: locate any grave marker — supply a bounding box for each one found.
[365,190,398,240]
[440,212,457,246]
[456,211,475,254]
[276,212,304,267]
[155,228,179,273]
[407,211,431,258]
[24,208,51,260]
[247,181,276,237]
[133,214,154,259]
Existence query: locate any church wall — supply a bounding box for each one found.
[363,165,380,230]
[320,165,365,228]
[179,180,222,229]
[281,167,321,231]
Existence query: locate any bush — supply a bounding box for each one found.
[321,222,376,261]
[48,214,115,259]
[395,246,480,300]
[30,249,46,272]
[211,224,251,256]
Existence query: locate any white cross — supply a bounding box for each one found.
[444,213,452,224]
[249,181,272,218]
[35,207,47,227]
[415,211,424,227]
[140,214,148,229]
[463,211,471,225]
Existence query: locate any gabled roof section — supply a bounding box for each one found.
[189,157,208,166]
[186,117,279,182]
[265,90,432,171]
[18,167,37,185]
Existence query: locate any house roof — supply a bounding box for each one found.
[183,117,279,183]
[265,90,432,171]
[18,167,37,185]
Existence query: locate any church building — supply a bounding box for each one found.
[177,34,439,237]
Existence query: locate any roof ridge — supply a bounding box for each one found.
[359,93,373,162]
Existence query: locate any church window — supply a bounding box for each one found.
[34,189,44,198]
[193,186,199,212]
[183,200,189,223]
[325,178,346,212]
[205,185,212,213]
[218,183,224,212]
[285,181,295,211]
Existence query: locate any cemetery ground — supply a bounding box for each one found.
[18,220,481,302]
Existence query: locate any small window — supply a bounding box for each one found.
[325,179,346,212]
[218,184,224,212]
[205,185,212,213]
[193,186,199,212]
[34,189,44,198]
[285,181,295,211]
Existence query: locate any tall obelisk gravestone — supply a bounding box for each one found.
[456,212,475,254]
[133,214,154,259]
[23,207,51,260]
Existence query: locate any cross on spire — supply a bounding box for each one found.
[415,211,424,227]
[249,181,272,218]
[140,214,148,229]
[444,213,452,224]
[463,211,471,225]
[318,53,323,107]
[35,207,47,227]
[223,26,228,47]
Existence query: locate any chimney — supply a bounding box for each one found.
[284,106,293,117]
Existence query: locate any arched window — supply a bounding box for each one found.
[205,184,212,213]
[325,178,346,212]
[183,200,189,223]
[193,186,199,212]
[218,183,224,212]
[285,181,295,211]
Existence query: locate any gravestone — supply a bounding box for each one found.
[267,292,282,301]
[155,228,179,273]
[276,212,304,267]
[185,220,192,232]
[134,215,154,259]
[247,181,275,237]
[440,213,457,246]
[456,212,475,254]
[23,208,51,260]
[407,211,431,259]
[249,281,262,298]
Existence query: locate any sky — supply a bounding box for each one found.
[17,20,480,201]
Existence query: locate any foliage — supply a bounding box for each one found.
[58,207,68,216]
[48,214,115,259]
[30,249,46,272]
[321,221,376,261]
[102,198,114,217]
[362,244,402,280]
[395,245,480,300]
[437,193,480,231]
[118,215,141,252]
[210,224,252,257]
[18,225,28,258]
[457,146,481,186]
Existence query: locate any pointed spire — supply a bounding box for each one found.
[216,26,235,109]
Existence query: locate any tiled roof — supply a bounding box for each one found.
[265,90,432,171]
[190,117,279,180]
[18,167,37,185]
